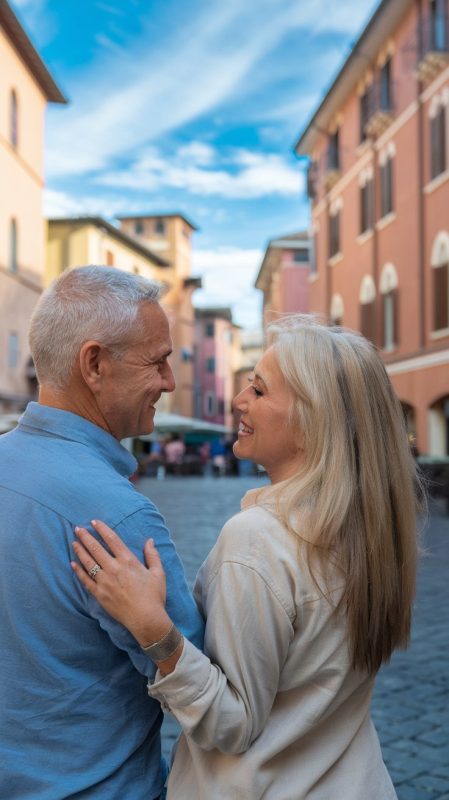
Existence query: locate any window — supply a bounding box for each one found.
[327,130,340,171]
[8,332,19,369]
[293,249,309,263]
[432,232,449,330]
[155,219,165,235]
[330,294,344,326]
[206,357,215,373]
[382,291,397,349]
[329,211,340,258]
[360,88,372,142]
[205,321,214,337]
[430,0,448,51]
[134,220,144,235]
[360,301,376,341]
[181,347,193,362]
[310,233,318,275]
[430,105,446,179]
[360,179,374,234]
[205,392,215,416]
[380,156,394,217]
[359,276,376,342]
[434,263,449,329]
[10,90,18,148]
[106,250,114,266]
[9,218,18,272]
[379,58,392,111]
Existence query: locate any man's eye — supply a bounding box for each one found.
[252,386,263,397]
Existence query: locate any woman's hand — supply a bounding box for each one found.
[71,520,172,648]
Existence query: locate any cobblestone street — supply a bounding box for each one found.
[138,476,449,799]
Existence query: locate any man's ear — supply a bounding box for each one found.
[79,340,107,393]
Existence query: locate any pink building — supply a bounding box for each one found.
[194,308,240,428]
[295,0,449,456]
[255,232,310,327]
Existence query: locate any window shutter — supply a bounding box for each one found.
[434,264,449,329]
[361,300,376,343]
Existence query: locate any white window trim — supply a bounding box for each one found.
[357,229,374,245]
[424,168,449,195]
[376,211,396,231]
[328,252,343,267]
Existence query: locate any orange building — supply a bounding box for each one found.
[295,0,449,455]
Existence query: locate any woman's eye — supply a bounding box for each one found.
[252,386,263,397]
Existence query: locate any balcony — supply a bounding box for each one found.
[416,14,449,82]
[363,80,396,139]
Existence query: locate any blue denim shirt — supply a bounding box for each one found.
[0,403,204,799]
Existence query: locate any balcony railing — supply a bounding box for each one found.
[363,80,396,138]
[416,13,449,81]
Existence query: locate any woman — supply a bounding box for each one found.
[72,316,421,800]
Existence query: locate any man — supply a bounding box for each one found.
[0,266,204,799]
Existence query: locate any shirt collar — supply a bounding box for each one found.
[18,402,137,478]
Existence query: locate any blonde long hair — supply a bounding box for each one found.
[267,316,422,674]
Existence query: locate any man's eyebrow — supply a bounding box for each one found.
[151,348,172,362]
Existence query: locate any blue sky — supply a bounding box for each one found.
[12,0,379,329]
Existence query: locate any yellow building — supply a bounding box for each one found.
[117,214,201,417]
[46,216,170,286]
[0,1,66,412]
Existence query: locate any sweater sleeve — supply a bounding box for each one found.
[148,558,294,754]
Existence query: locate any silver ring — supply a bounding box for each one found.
[88,563,101,579]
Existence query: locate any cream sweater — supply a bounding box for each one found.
[149,485,397,800]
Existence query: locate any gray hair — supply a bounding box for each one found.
[29,265,162,390]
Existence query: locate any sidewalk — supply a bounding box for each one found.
[138,477,449,798]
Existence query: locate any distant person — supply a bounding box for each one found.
[72,316,422,800]
[164,434,185,475]
[0,266,203,799]
[210,436,226,476]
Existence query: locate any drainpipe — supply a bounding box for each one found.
[372,140,380,347]
[416,0,426,351]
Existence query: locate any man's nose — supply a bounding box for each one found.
[162,363,176,393]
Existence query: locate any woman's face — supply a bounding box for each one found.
[233,346,303,484]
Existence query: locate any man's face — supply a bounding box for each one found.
[97,302,175,441]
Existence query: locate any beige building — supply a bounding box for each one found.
[0,1,66,412]
[117,214,201,417]
[47,214,201,418]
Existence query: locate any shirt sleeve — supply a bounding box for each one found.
[83,503,205,679]
[148,559,294,754]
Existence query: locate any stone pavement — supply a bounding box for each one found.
[137,476,449,799]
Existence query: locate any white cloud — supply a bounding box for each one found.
[44,0,377,180]
[97,147,303,200]
[193,246,263,329]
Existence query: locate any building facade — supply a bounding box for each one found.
[295,0,449,455]
[118,214,201,418]
[194,308,241,429]
[255,231,310,328]
[0,1,66,412]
